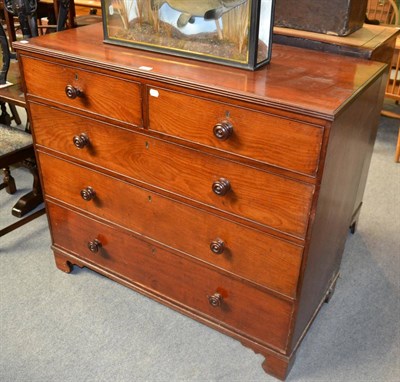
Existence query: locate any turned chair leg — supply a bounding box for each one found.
[1,167,17,194]
[11,159,43,218]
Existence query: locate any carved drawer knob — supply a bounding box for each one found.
[213,121,233,141]
[80,186,96,201]
[87,239,102,253]
[212,178,231,196]
[208,293,223,308]
[73,133,89,149]
[210,239,225,254]
[65,84,82,99]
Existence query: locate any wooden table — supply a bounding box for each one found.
[274,23,400,66]
[74,0,101,10]
[39,0,101,9]
[39,0,102,17]
[74,0,102,18]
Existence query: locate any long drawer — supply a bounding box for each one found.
[21,56,142,126]
[147,86,324,176]
[39,152,303,298]
[32,104,314,237]
[48,202,293,351]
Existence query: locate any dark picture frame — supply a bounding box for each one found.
[101,0,275,70]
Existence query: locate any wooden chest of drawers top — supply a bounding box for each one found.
[17,23,384,120]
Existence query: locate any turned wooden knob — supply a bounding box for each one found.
[80,186,96,201]
[65,84,82,99]
[213,121,233,141]
[87,239,101,253]
[73,133,89,149]
[208,293,223,307]
[212,178,231,196]
[210,239,225,254]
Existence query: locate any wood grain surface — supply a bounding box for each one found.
[48,202,294,351]
[32,106,314,238]
[15,23,386,119]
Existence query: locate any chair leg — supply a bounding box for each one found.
[11,159,43,218]
[0,102,12,125]
[8,104,22,125]
[2,167,17,194]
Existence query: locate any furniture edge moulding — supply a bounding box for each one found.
[12,46,335,122]
[13,54,334,146]
[12,27,385,123]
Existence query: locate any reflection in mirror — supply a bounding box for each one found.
[258,0,273,64]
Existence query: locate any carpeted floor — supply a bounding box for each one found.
[1,103,399,382]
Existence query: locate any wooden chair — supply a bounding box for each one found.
[382,39,400,115]
[367,0,400,25]
[367,1,400,161]
[381,37,400,162]
[0,22,44,237]
[0,125,45,237]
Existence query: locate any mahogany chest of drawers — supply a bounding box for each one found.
[15,23,387,380]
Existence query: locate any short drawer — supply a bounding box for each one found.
[33,104,314,238]
[21,56,142,126]
[48,202,293,351]
[39,153,303,298]
[147,87,324,176]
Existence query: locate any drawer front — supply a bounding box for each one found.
[21,56,142,125]
[48,202,293,351]
[32,104,313,237]
[148,87,324,176]
[39,153,302,298]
